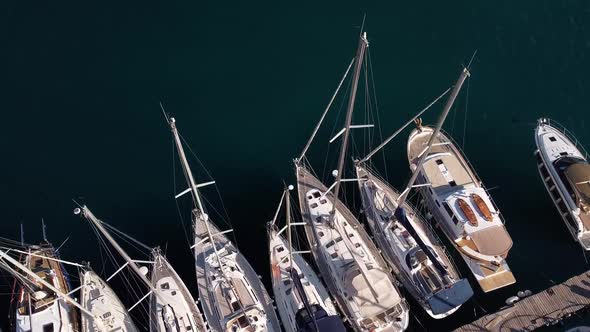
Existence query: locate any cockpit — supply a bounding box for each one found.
[224,306,264,332]
[295,304,346,332]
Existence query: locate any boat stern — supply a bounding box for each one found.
[475,262,516,293]
[426,278,473,318]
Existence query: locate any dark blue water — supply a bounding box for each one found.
[2,1,590,330]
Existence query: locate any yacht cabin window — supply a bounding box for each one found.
[443,203,459,225]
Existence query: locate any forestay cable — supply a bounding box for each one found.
[297,58,355,162]
[358,87,452,163]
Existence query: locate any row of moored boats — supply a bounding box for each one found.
[2,31,590,332]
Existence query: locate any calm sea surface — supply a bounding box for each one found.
[2,1,590,330]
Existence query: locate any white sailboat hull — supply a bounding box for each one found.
[80,269,138,332]
[16,302,77,332]
[149,250,208,332]
[267,229,339,332]
[355,165,469,319]
[14,245,80,332]
[295,165,409,332]
[194,220,280,332]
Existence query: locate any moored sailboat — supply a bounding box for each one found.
[355,71,473,319]
[354,69,473,318]
[267,186,345,332]
[166,115,280,332]
[406,80,516,292]
[8,242,81,332]
[76,205,208,332]
[535,118,590,250]
[294,31,409,331]
[1,227,139,332]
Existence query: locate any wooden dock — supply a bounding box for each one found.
[455,271,590,331]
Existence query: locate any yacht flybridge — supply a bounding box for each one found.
[535,118,590,250]
[167,115,280,332]
[267,186,345,332]
[407,93,516,292]
[77,205,208,332]
[354,69,474,318]
[294,32,409,332]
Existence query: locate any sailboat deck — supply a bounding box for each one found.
[408,129,476,194]
[150,252,207,332]
[268,231,338,332]
[408,127,515,292]
[365,167,456,268]
[15,244,80,332]
[80,269,138,332]
[356,166,461,299]
[194,219,280,332]
[296,165,408,330]
[18,248,67,313]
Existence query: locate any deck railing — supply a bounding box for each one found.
[367,163,464,281]
[439,129,508,225]
[540,118,590,160]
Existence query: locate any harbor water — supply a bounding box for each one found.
[2,1,590,330]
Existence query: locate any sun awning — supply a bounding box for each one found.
[470,225,513,256]
[565,162,590,205]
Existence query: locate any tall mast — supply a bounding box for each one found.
[397,68,470,206]
[282,187,319,332]
[168,116,251,326]
[357,87,452,164]
[325,32,379,299]
[76,206,164,303]
[285,187,293,270]
[167,117,225,273]
[297,58,355,163]
[168,118,208,216]
[394,68,470,278]
[331,32,368,208]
